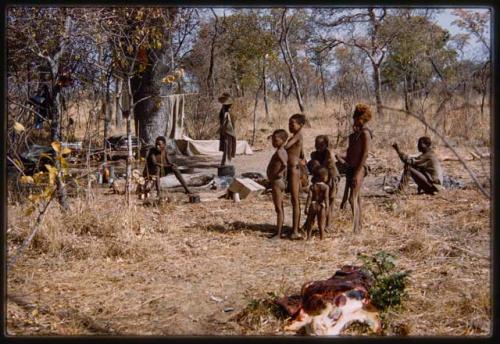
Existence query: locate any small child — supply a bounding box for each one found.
[266,129,289,239]
[303,166,330,240]
[284,113,307,240]
[307,135,340,231]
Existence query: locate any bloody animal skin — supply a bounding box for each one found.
[275,266,382,336]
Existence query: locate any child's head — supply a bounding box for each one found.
[417,136,432,152]
[315,135,329,152]
[313,165,329,183]
[271,129,288,148]
[289,113,306,134]
[352,103,372,128]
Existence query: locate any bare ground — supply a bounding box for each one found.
[6,127,491,336]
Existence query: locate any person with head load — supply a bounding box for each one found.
[335,104,373,233]
[392,136,444,195]
[218,92,236,167]
[142,136,192,201]
[307,135,340,232]
[266,129,289,239]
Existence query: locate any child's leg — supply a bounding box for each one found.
[318,205,327,240]
[289,167,302,239]
[326,180,337,230]
[170,164,192,194]
[269,181,285,239]
[340,175,351,209]
[350,174,365,233]
[305,208,316,240]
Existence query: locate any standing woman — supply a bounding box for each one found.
[218,92,237,167]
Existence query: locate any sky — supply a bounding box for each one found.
[434,8,491,59]
[211,7,491,60]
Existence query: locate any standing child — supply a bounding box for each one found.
[266,129,289,239]
[285,113,307,240]
[307,135,340,231]
[303,166,330,240]
[335,104,372,233]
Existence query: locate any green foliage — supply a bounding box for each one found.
[358,251,409,311]
[380,15,457,91]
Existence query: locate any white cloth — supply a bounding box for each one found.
[175,135,253,156]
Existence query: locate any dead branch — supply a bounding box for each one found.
[7,192,55,270]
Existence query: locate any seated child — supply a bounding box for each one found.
[266,129,289,239]
[303,166,330,240]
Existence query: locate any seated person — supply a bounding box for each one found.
[392,136,444,195]
[142,136,192,201]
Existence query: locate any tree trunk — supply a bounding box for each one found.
[403,74,410,113]
[252,82,263,146]
[282,42,305,112]
[279,10,305,113]
[124,78,133,206]
[46,14,72,212]
[319,61,327,105]
[262,57,270,121]
[207,11,219,100]
[115,77,123,128]
[130,9,177,147]
[277,76,284,104]
[103,73,112,164]
[372,61,384,119]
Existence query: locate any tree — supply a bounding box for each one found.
[452,9,491,117]
[275,9,307,113]
[380,14,456,113]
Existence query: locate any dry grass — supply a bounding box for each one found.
[6,97,491,336]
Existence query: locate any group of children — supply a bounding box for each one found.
[139,100,443,240]
[266,104,373,240]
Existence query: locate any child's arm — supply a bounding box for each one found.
[324,184,330,210]
[277,149,288,175]
[152,153,171,168]
[352,130,371,188]
[284,132,302,150]
[327,150,340,182]
[304,186,312,215]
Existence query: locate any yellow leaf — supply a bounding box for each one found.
[14,159,25,170]
[51,141,61,153]
[14,121,25,133]
[45,164,58,185]
[33,172,46,184]
[161,75,176,84]
[25,206,35,216]
[127,45,134,54]
[20,176,35,184]
[31,309,39,316]
[61,158,69,170]
[61,147,71,155]
[42,186,54,200]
